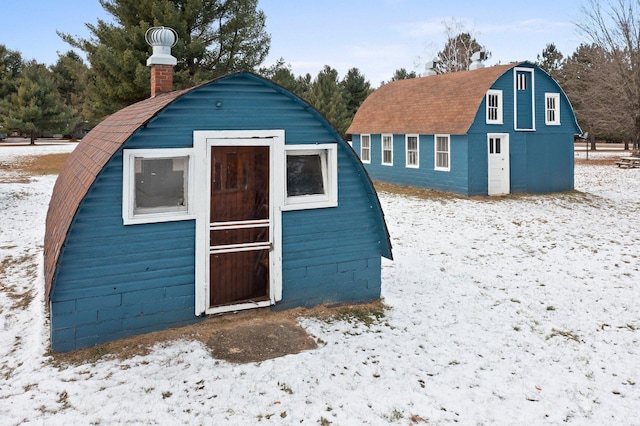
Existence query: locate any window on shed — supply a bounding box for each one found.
[360,134,371,163]
[283,144,338,211]
[434,135,450,171]
[406,134,419,168]
[382,134,393,165]
[123,148,195,225]
[486,90,503,124]
[545,93,560,125]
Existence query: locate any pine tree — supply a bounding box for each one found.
[340,68,372,119]
[3,61,76,144]
[305,66,350,136]
[59,0,271,119]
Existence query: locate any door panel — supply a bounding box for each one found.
[209,146,270,307]
[487,134,510,195]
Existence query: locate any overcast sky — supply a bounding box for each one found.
[1,0,589,86]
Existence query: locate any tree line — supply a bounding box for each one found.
[2,0,640,148]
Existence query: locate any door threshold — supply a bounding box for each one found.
[205,299,271,315]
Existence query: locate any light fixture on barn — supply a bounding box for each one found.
[145,26,178,97]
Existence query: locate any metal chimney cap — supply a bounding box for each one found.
[145,26,178,47]
[145,26,178,66]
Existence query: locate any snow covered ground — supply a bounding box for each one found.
[1,144,638,425]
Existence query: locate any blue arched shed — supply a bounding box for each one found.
[44,72,392,352]
[347,62,581,196]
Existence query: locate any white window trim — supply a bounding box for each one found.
[486,89,503,125]
[282,143,338,211]
[381,134,393,166]
[405,134,419,168]
[513,67,536,132]
[434,134,451,172]
[360,134,371,164]
[122,148,195,225]
[545,92,561,125]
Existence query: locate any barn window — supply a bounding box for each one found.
[406,134,419,168]
[517,73,527,90]
[122,148,195,225]
[434,135,450,171]
[545,93,560,125]
[360,134,371,163]
[283,144,338,211]
[382,134,393,165]
[486,90,503,124]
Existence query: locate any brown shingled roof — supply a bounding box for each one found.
[346,63,516,135]
[44,89,191,301]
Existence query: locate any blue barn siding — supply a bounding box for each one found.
[50,74,386,351]
[466,65,578,195]
[352,134,470,194]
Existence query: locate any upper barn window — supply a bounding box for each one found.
[122,148,195,225]
[545,93,560,125]
[486,90,503,124]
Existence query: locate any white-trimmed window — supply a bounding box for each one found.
[283,144,338,211]
[382,134,393,165]
[405,134,419,168]
[517,73,527,90]
[545,93,560,125]
[123,148,195,225]
[360,134,371,163]
[434,135,450,171]
[486,90,503,124]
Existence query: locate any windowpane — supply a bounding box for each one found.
[361,135,370,162]
[435,135,450,169]
[287,154,325,196]
[134,157,187,212]
[545,93,560,125]
[406,135,418,166]
[382,135,393,165]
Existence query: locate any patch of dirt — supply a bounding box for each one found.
[207,317,317,363]
[0,153,69,183]
[574,157,619,166]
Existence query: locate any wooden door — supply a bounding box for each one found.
[209,146,270,307]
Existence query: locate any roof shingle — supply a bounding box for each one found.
[346,63,516,135]
[44,89,190,301]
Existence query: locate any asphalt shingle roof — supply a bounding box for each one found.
[346,63,516,135]
[44,89,190,301]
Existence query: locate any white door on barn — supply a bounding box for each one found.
[193,130,284,316]
[487,133,510,195]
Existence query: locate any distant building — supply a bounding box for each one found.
[347,61,581,196]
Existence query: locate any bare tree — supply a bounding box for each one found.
[436,19,486,73]
[577,0,640,149]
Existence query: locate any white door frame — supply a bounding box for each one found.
[487,133,510,196]
[193,130,284,315]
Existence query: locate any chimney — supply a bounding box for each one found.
[469,49,488,71]
[145,26,178,97]
[424,59,438,76]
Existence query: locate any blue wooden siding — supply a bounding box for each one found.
[50,74,387,352]
[351,134,470,194]
[468,65,578,195]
